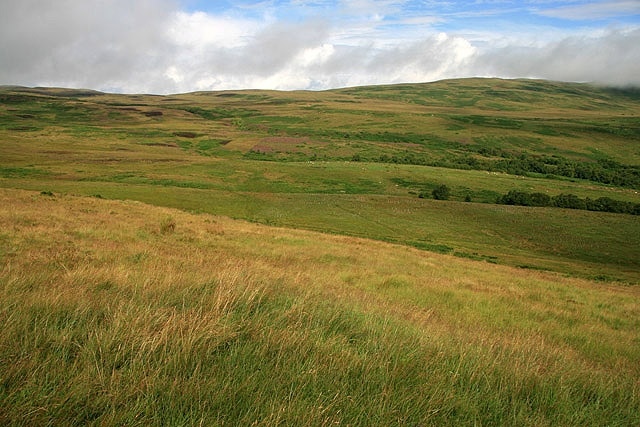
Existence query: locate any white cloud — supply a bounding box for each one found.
[164,66,184,84]
[298,43,337,67]
[535,0,640,20]
[168,11,262,49]
[339,0,405,16]
[0,0,639,93]
[473,27,640,86]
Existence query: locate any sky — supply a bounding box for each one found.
[1,0,639,93]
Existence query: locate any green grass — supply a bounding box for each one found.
[0,166,48,178]
[5,176,638,282]
[1,189,639,426]
[3,78,638,424]
[0,78,639,283]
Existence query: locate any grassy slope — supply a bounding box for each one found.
[1,188,639,426]
[1,79,640,425]
[1,78,639,281]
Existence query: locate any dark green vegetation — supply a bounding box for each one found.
[1,78,639,284]
[497,189,640,214]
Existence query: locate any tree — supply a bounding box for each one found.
[432,184,451,200]
[553,193,586,210]
[530,192,552,207]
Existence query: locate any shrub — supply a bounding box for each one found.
[496,190,639,215]
[530,192,552,207]
[432,184,451,200]
[553,193,586,210]
[498,190,531,206]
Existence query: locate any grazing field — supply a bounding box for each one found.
[1,78,639,424]
[1,189,639,425]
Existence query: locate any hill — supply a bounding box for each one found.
[1,78,640,424]
[1,78,639,282]
[1,188,639,425]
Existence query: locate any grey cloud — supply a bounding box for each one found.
[2,1,639,93]
[0,0,177,92]
[472,28,640,86]
[234,19,330,75]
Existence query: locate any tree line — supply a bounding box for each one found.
[496,190,640,215]
[362,150,640,189]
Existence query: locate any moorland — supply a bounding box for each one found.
[1,78,639,425]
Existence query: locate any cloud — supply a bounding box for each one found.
[162,17,331,91]
[168,11,261,49]
[473,27,640,86]
[0,0,180,92]
[304,32,477,88]
[0,0,639,93]
[174,30,476,91]
[338,0,405,16]
[535,0,640,21]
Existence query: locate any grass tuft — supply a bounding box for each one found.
[159,216,176,234]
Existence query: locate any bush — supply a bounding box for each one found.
[498,190,532,206]
[432,184,451,200]
[530,192,552,207]
[552,193,586,210]
[496,189,639,215]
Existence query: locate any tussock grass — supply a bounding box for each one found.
[1,189,639,425]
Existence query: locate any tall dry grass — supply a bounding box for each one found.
[1,189,639,425]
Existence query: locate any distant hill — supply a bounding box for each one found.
[0,85,104,97]
[1,77,639,281]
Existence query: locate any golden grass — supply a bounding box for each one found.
[2,188,637,365]
[1,188,639,425]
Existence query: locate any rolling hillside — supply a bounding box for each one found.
[1,78,640,425]
[1,78,639,281]
[1,188,639,425]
